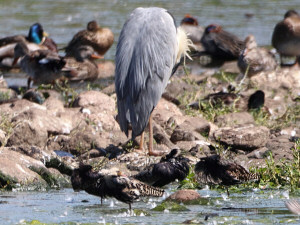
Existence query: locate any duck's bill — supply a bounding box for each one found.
[91,54,104,59]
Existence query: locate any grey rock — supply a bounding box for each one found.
[215,112,255,127]
[213,125,270,150]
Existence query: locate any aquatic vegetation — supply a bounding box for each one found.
[152,201,190,211]
[258,140,300,191]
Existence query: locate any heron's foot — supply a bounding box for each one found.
[148,149,166,156]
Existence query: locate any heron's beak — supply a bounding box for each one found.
[43,31,49,37]
[12,57,19,67]
[91,54,104,59]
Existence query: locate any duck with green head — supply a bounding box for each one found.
[0,23,57,68]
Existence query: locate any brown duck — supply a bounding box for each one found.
[13,41,65,88]
[63,45,99,81]
[65,20,114,58]
[238,34,277,76]
[272,10,300,66]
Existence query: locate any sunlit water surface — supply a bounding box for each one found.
[0,0,299,86]
[0,187,300,225]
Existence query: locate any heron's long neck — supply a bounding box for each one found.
[176,27,193,63]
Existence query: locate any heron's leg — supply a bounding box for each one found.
[129,203,132,211]
[101,198,103,205]
[148,113,164,156]
[138,131,145,150]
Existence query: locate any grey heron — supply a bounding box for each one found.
[115,7,192,156]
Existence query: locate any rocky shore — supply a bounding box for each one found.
[0,59,299,190]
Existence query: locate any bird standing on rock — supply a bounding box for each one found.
[71,164,164,210]
[115,7,192,156]
[272,10,300,66]
[65,20,114,59]
[133,149,190,187]
[200,24,245,60]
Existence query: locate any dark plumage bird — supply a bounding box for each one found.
[238,35,277,76]
[0,23,57,68]
[133,149,190,187]
[13,41,66,88]
[200,24,245,60]
[272,10,300,66]
[247,90,265,111]
[71,164,165,210]
[195,155,259,188]
[65,20,114,58]
[63,45,99,81]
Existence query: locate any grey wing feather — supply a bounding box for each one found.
[115,7,177,138]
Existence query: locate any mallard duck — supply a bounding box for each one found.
[195,155,259,191]
[65,20,114,58]
[133,149,190,187]
[0,23,57,68]
[13,41,65,88]
[272,10,300,66]
[63,45,99,81]
[238,35,277,76]
[180,14,204,52]
[71,164,164,210]
[200,24,245,60]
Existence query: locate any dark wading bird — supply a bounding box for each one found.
[133,149,190,187]
[65,20,114,59]
[115,7,192,156]
[272,10,300,66]
[13,41,66,89]
[195,155,259,195]
[71,164,164,210]
[0,23,57,68]
[200,24,245,61]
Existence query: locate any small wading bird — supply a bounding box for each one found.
[13,41,66,89]
[238,35,277,77]
[115,7,192,156]
[71,164,164,210]
[65,20,114,59]
[133,149,190,187]
[195,155,259,195]
[272,10,300,66]
[0,23,57,68]
[200,24,245,61]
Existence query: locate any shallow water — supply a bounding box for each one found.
[1,187,300,225]
[0,0,299,86]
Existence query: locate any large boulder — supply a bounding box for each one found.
[213,125,270,150]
